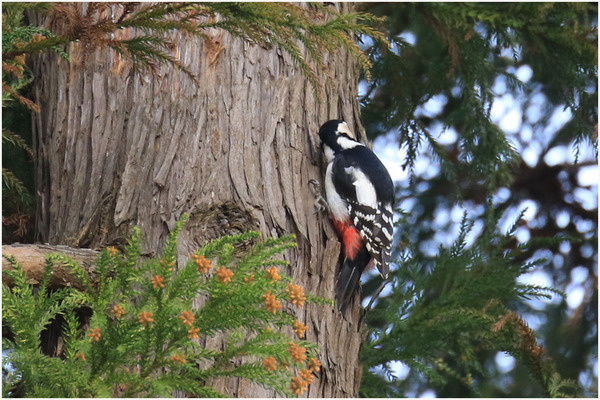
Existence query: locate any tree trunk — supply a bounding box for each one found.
[30,3,367,397]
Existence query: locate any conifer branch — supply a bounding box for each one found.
[2,215,325,397]
[362,205,580,397]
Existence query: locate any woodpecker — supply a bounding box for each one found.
[318,119,394,313]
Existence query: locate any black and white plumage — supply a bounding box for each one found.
[318,119,394,312]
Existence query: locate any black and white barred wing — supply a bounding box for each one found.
[341,166,394,278]
[346,199,393,278]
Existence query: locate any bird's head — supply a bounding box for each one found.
[318,120,362,163]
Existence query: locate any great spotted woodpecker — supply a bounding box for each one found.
[317,120,395,313]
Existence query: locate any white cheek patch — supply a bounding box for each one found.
[337,121,353,137]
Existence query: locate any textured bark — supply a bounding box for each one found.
[2,244,97,289]
[30,3,367,397]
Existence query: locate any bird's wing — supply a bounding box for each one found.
[332,152,393,278]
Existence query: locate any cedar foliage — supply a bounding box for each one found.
[360,3,596,184]
[2,214,325,397]
[358,2,597,397]
[2,2,384,97]
[361,207,578,397]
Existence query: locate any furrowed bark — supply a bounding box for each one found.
[29,3,367,397]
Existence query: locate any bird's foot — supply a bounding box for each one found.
[308,179,329,213]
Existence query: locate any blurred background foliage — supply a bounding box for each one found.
[357,2,597,398]
[1,2,597,398]
[2,2,53,243]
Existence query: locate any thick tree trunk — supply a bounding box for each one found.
[30,3,367,397]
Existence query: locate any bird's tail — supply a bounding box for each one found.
[335,245,370,314]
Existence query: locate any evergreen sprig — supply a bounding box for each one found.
[361,2,597,191]
[2,2,385,97]
[2,168,33,207]
[361,204,578,397]
[2,214,323,397]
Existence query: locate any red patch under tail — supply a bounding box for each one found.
[332,219,363,260]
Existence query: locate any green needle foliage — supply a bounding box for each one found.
[360,2,597,190]
[2,2,385,98]
[2,214,325,397]
[361,205,579,398]
[357,3,596,396]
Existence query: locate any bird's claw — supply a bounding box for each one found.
[309,179,328,213]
